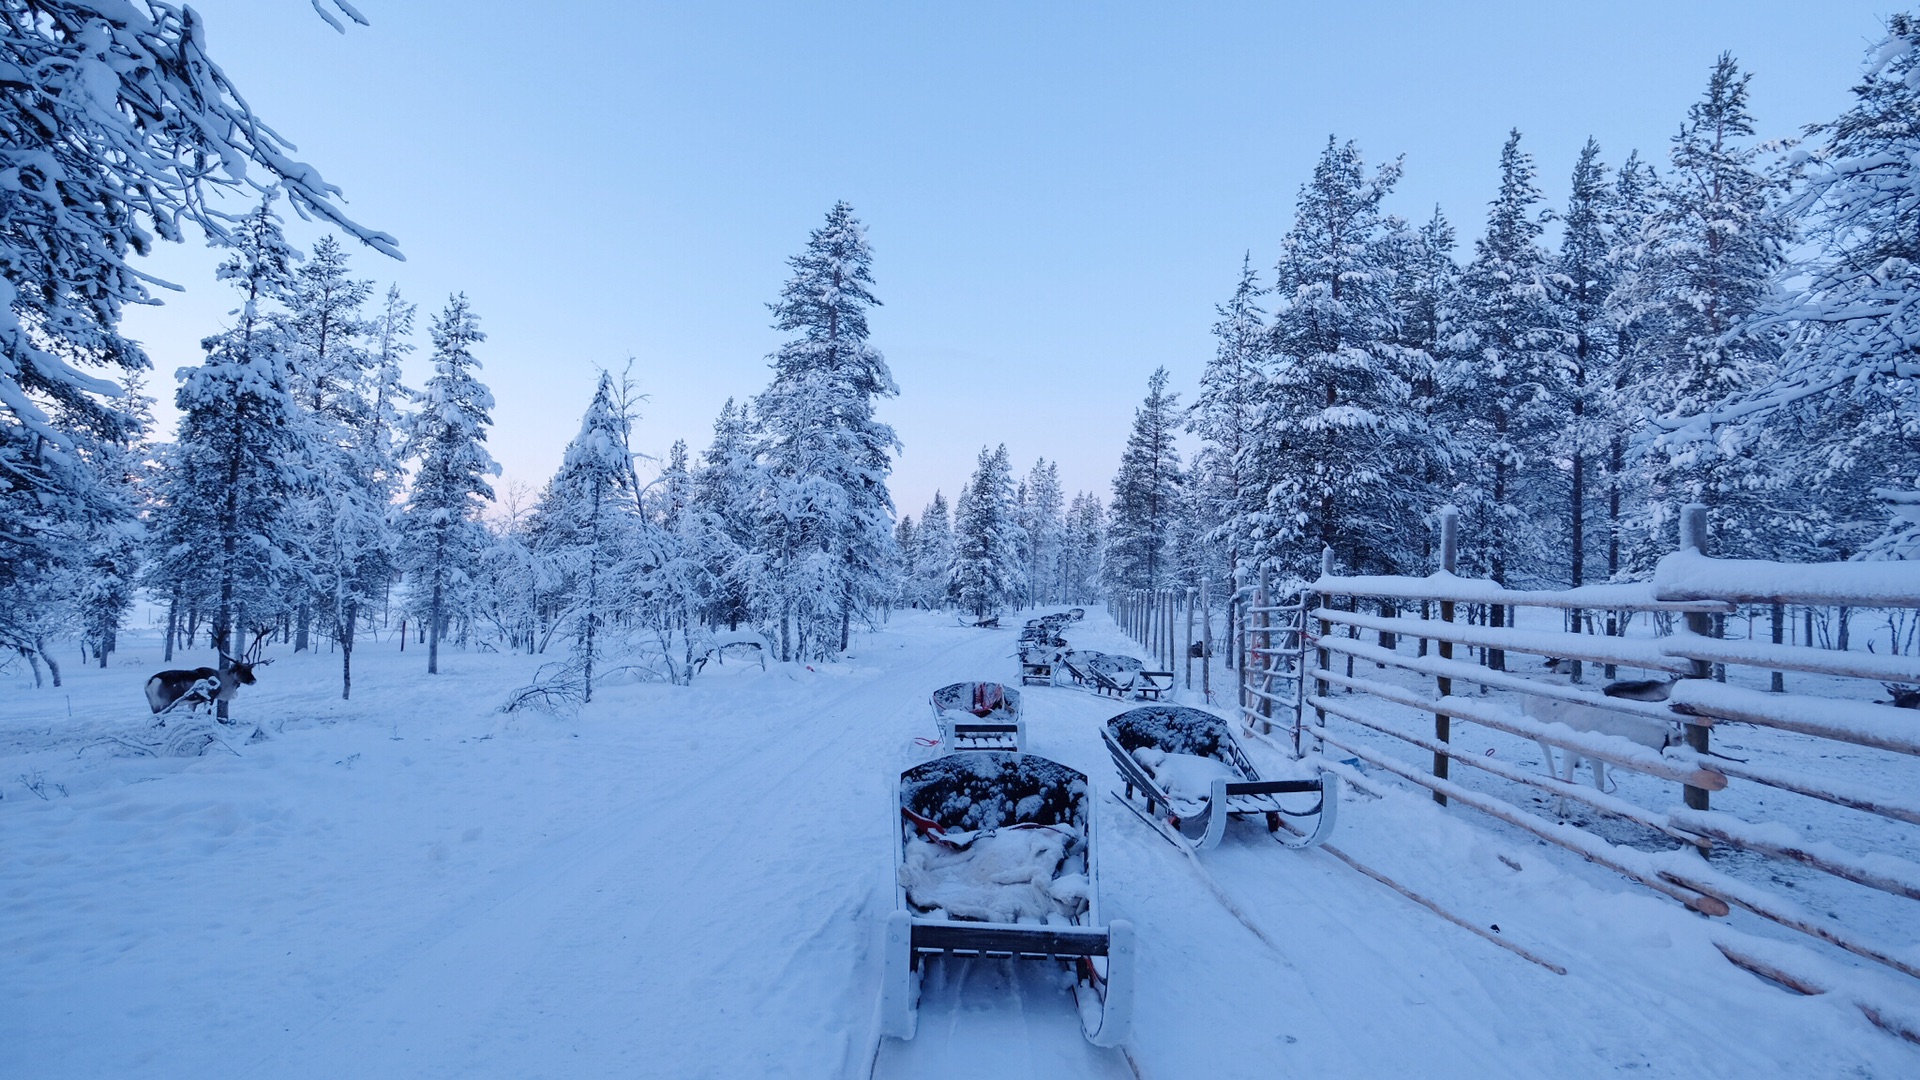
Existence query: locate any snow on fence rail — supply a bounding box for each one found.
[1244,504,1920,1040]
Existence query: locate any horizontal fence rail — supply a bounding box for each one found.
[1241,503,1920,1035]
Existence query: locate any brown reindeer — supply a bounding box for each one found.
[146,628,273,719]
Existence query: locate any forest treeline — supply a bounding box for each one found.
[4,6,1916,694]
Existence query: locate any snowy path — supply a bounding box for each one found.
[4,610,1917,1078]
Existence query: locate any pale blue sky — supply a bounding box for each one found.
[120,1,1899,520]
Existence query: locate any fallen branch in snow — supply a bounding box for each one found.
[500,661,587,714]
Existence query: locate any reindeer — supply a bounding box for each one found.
[146,628,273,719]
[1524,657,1682,810]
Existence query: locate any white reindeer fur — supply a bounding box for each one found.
[1524,659,1678,804]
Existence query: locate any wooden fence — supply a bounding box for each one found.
[1222,503,1920,1037]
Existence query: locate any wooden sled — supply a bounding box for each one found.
[1103,706,1337,851]
[883,752,1133,1047]
[929,682,1025,751]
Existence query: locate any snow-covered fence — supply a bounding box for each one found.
[1254,504,1920,1019]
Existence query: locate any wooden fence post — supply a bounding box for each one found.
[1435,507,1458,806]
[1257,565,1274,733]
[1681,503,1713,813]
[1312,551,1331,756]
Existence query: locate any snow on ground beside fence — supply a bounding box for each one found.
[3,610,1918,1077]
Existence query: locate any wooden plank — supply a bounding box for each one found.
[1313,729,1728,916]
[1313,573,1733,612]
[1312,694,1703,844]
[1317,634,1682,727]
[1660,631,1920,685]
[1653,549,1920,608]
[1668,681,1920,758]
[911,921,1109,957]
[1312,666,1726,791]
[1312,607,1689,674]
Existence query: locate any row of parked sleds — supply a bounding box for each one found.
[1017,610,1176,700]
[889,664,1337,1046]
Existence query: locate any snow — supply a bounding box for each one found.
[4,609,1918,1078]
[1654,548,1920,606]
[1130,747,1236,814]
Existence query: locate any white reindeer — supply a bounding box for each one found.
[1524,658,1680,806]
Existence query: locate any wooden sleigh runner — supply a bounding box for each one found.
[1102,706,1338,851]
[929,681,1025,752]
[882,752,1133,1047]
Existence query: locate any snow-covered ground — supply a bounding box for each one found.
[4,609,1917,1078]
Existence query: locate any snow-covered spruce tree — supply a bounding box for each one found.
[538,372,642,702]
[1552,139,1617,590]
[1598,151,1667,581]
[399,294,501,675]
[893,514,918,607]
[1063,491,1106,604]
[1105,367,1184,592]
[749,202,901,659]
[952,444,1026,617]
[1440,129,1570,600]
[1020,459,1066,607]
[1707,17,1920,559]
[162,198,310,720]
[282,236,403,698]
[1637,54,1790,558]
[1247,138,1437,580]
[1188,255,1268,617]
[912,491,957,609]
[691,397,756,630]
[474,485,540,653]
[0,3,393,674]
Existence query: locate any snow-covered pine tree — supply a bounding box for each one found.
[1063,491,1106,604]
[163,197,311,719]
[1189,255,1268,620]
[1105,367,1184,592]
[913,491,957,610]
[1021,459,1066,607]
[1441,129,1570,596]
[691,397,756,630]
[399,294,501,675]
[1554,139,1616,589]
[893,514,918,607]
[281,235,403,697]
[0,3,394,672]
[1638,54,1790,558]
[1247,139,1436,580]
[540,372,642,701]
[750,202,901,658]
[1718,17,1920,558]
[952,444,1026,617]
[1599,151,1666,582]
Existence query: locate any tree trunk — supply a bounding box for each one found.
[428,530,446,675]
[341,599,357,700]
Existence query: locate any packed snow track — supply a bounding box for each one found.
[3,611,1914,1078]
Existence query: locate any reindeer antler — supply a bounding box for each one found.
[243,626,274,666]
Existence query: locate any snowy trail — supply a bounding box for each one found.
[5,609,1918,1078]
[238,623,1008,1079]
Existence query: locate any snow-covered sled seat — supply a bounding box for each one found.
[929,682,1025,751]
[883,752,1133,1047]
[1103,706,1337,851]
